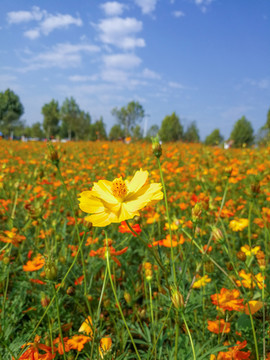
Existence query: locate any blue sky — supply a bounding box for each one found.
[0,0,269,140]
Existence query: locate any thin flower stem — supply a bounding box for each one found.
[53,284,67,360]
[174,312,179,360]
[89,267,108,360]
[105,234,142,360]
[262,268,266,360]
[148,281,156,360]
[182,313,196,360]
[157,159,176,285]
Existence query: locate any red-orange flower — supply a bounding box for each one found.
[118,221,142,236]
[18,335,55,360]
[23,254,45,272]
[217,340,250,359]
[67,334,90,352]
[211,288,244,312]
[207,319,231,334]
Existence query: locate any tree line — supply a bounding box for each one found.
[0,88,270,147]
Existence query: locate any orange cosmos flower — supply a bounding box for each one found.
[23,254,45,272]
[99,336,112,359]
[0,228,25,247]
[207,319,231,334]
[78,169,163,227]
[89,239,128,266]
[118,221,142,236]
[18,335,55,360]
[53,336,71,355]
[216,340,250,359]
[67,334,90,352]
[211,288,244,312]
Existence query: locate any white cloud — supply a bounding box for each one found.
[172,11,185,18]
[100,2,126,16]
[103,53,142,69]
[7,7,83,38]
[135,0,158,14]
[142,68,161,79]
[101,69,129,83]
[194,0,214,12]
[24,29,40,39]
[169,81,184,89]
[39,14,82,35]
[96,17,145,49]
[21,42,100,71]
[69,75,99,82]
[7,6,44,24]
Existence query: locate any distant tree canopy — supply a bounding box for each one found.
[0,89,24,137]
[147,124,159,139]
[159,112,183,142]
[61,97,82,140]
[230,116,254,147]
[205,128,224,146]
[184,121,200,143]
[89,117,107,141]
[111,101,145,137]
[109,124,125,140]
[42,99,60,139]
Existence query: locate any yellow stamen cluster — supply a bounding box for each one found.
[111,178,127,199]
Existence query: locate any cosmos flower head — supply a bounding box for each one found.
[78,169,163,227]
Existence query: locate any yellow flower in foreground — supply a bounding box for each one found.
[99,337,112,359]
[78,170,163,227]
[229,218,249,232]
[244,300,263,315]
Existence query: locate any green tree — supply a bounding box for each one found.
[0,89,24,137]
[42,99,60,139]
[230,116,254,147]
[111,101,145,137]
[205,128,224,146]
[159,112,183,142]
[73,111,91,140]
[89,117,107,141]
[61,97,81,140]
[109,124,124,140]
[265,108,270,130]
[30,122,45,139]
[132,125,143,141]
[184,121,200,143]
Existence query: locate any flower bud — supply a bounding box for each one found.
[192,203,202,222]
[45,262,58,280]
[48,143,60,168]
[171,286,184,310]
[211,227,223,242]
[67,286,75,296]
[152,136,162,158]
[124,292,132,305]
[41,293,50,307]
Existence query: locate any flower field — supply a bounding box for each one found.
[0,140,270,360]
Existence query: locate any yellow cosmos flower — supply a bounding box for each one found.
[244,300,263,315]
[78,169,163,227]
[241,244,260,257]
[229,218,249,232]
[192,275,211,289]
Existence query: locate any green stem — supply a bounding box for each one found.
[182,312,196,360]
[53,284,67,360]
[149,281,156,359]
[157,159,176,284]
[105,234,141,360]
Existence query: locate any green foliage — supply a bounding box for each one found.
[111,101,145,137]
[230,116,254,147]
[184,121,200,143]
[132,125,143,141]
[159,112,183,142]
[109,124,125,140]
[89,117,107,140]
[205,128,224,146]
[60,97,81,140]
[146,124,159,140]
[42,99,60,138]
[0,89,24,137]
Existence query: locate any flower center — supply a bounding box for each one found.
[111,178,127,199]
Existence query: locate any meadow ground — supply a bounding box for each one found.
[0,140,270,359]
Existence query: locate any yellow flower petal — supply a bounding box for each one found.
[128,169,148,194]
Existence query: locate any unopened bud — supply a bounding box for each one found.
[45,262,58,280]
[211,227,223,242]
[251,183,260,195]
[67,286,75,296]
[41,293,50,307]
[152,136,162,158]
[192,203,202,222]
[124,292,132,305]
[171,286,184,310]
[48,143,60,168]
